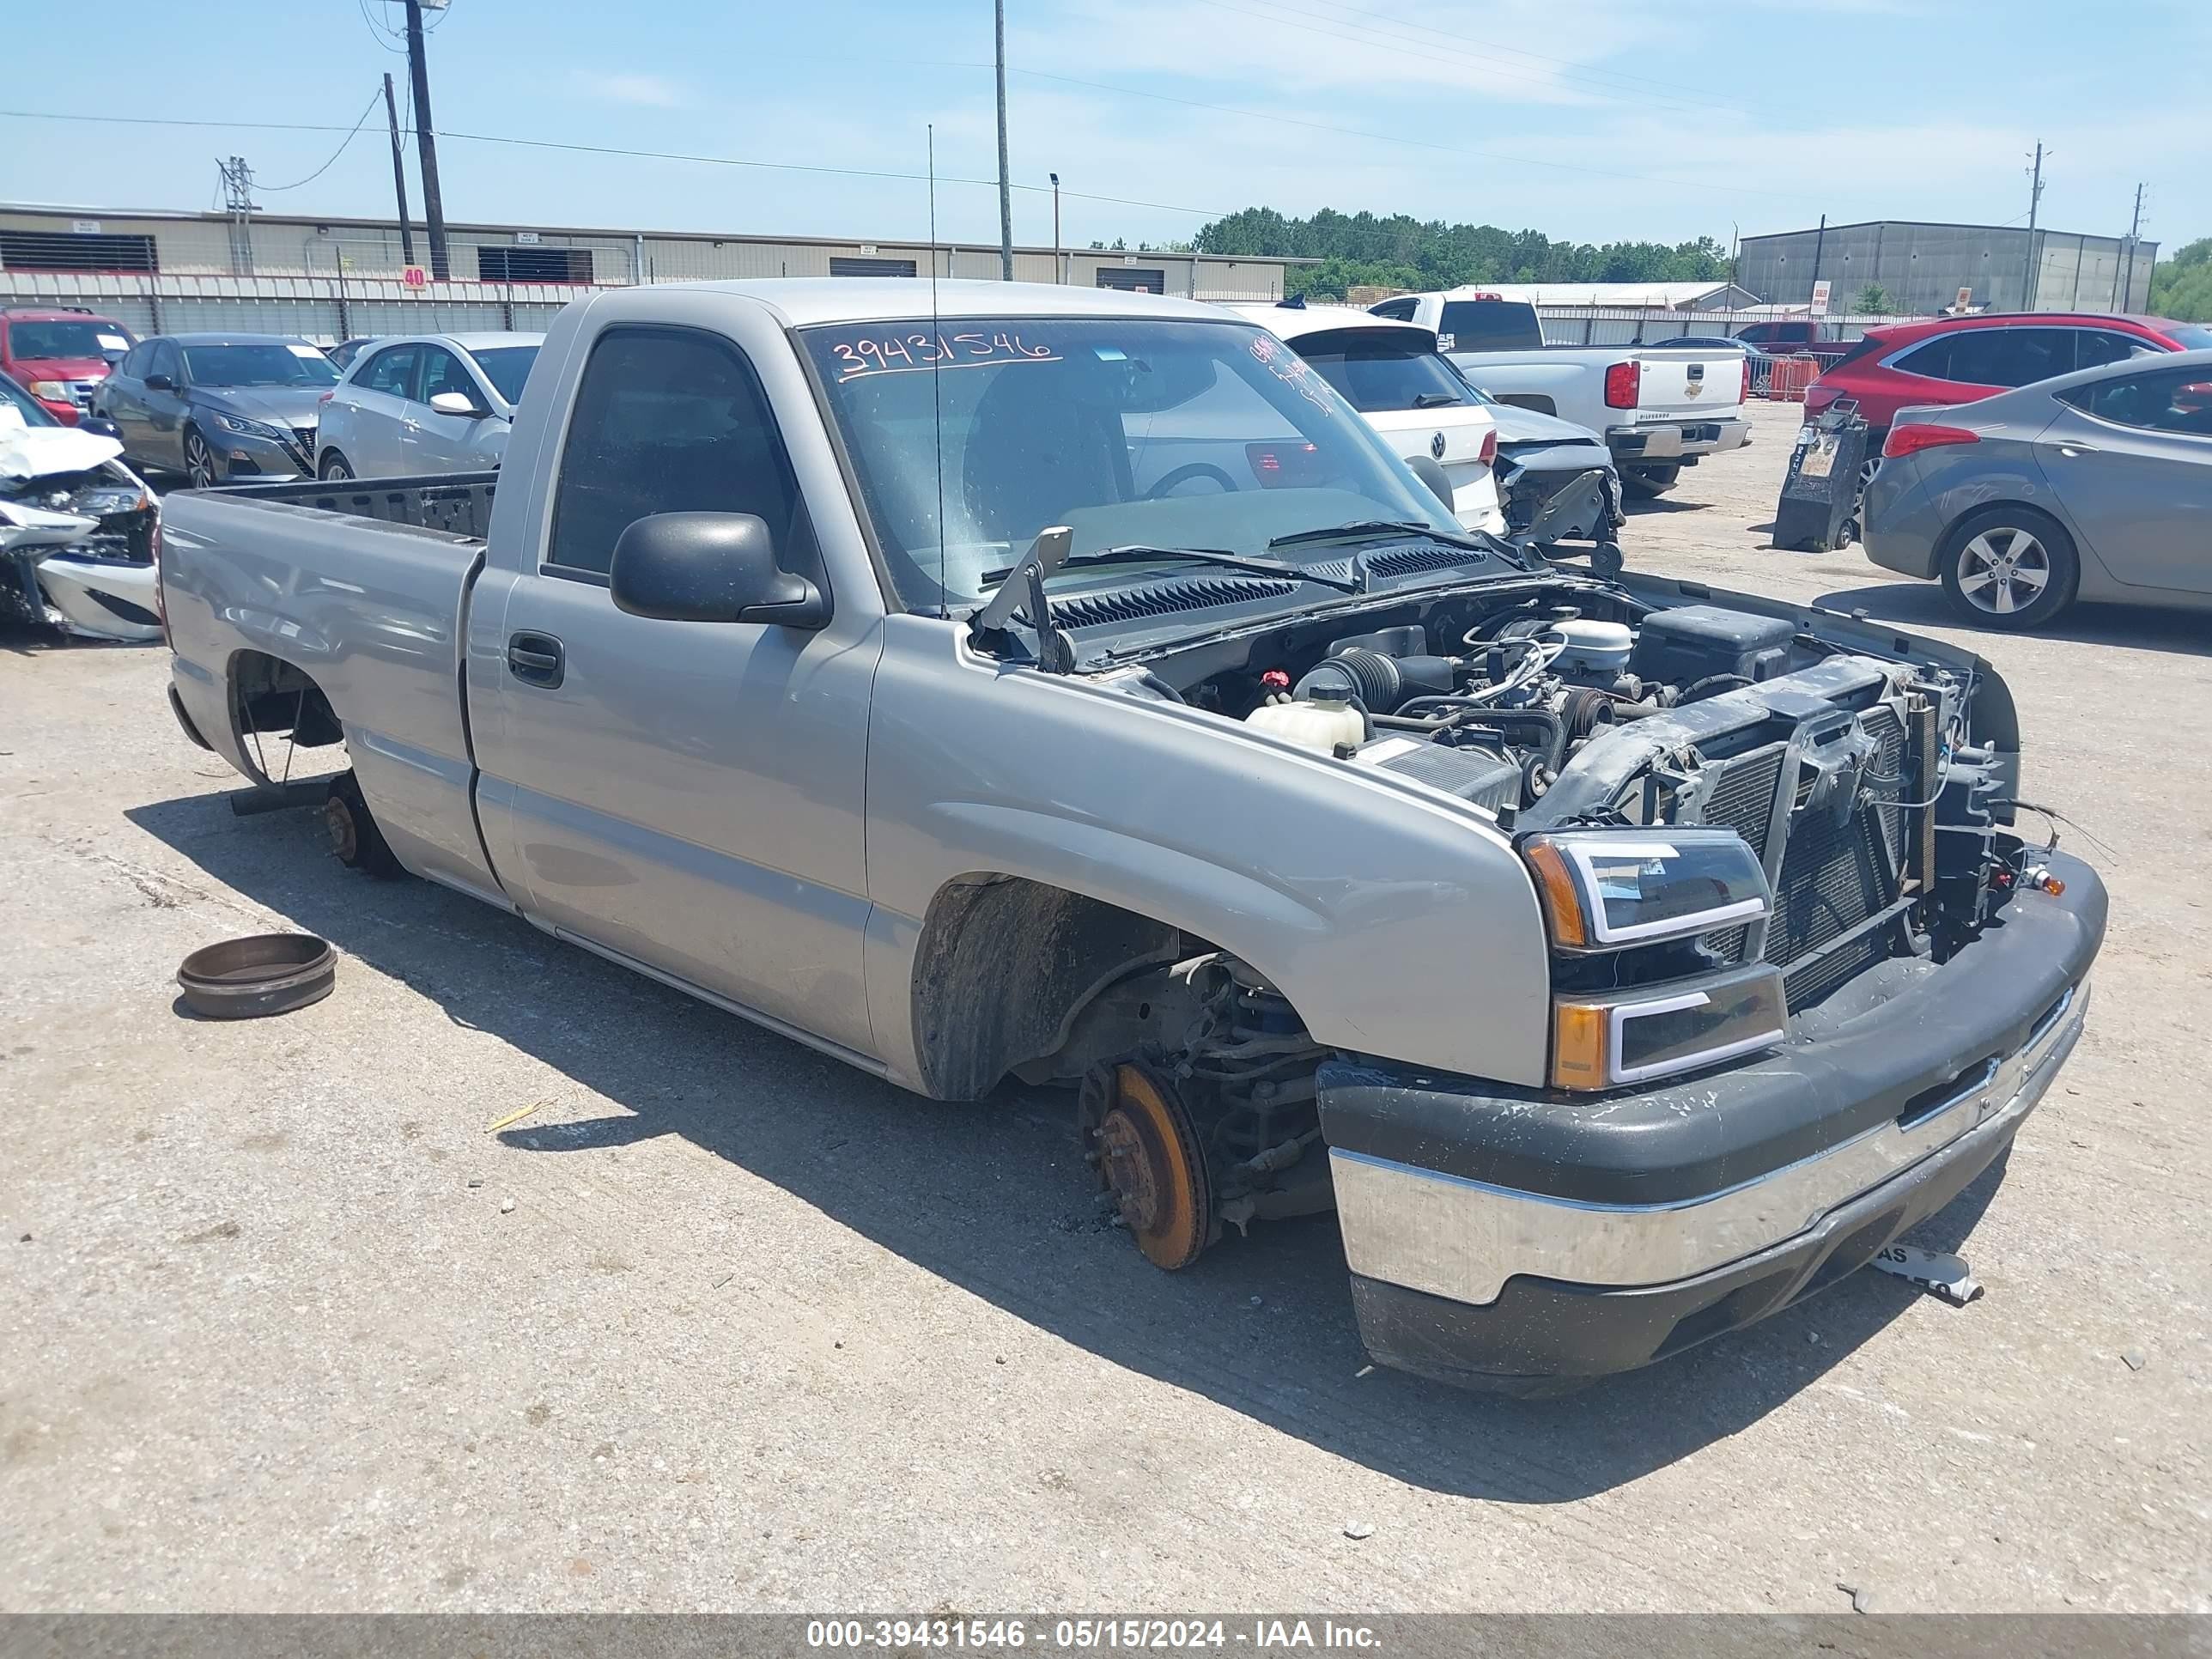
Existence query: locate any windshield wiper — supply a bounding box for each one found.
[1267,519,1495,554]
[981,544,1358,594]
[1411,392,1462,409]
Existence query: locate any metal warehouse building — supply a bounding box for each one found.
[0,204,1300,342]
[1737,219,2157,316]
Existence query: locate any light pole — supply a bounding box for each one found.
[1050,173,1061,283]
[994,0,1013,281]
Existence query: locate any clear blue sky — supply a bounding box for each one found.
[4,0,2203,258]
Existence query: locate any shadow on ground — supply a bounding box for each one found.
[1817,581,2211,658]
[129,787,2010,1504]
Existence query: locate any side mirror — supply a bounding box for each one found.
[610,512,827,629]
[1406,453,1457,516]
[144,374,175,392]
[429,390,490,418]
[79,416,122,440]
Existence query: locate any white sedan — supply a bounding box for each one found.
[316,331,542,480]
[1231,302,1504,534]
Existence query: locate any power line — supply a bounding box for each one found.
[257,89,384,191]
[0,107,1237,219]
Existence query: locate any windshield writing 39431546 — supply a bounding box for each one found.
[829,331,1061,380]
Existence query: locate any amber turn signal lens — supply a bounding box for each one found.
[1551,1001,1610,1091]
[1522,839,1587,949]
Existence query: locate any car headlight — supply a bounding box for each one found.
[1550,964,1789,1091]
[1520,828,1771,951]
[27,380,69,398]
[210,412,289,441]
[1521,829,1785,1091]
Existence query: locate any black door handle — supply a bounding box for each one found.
[507,631,565,688]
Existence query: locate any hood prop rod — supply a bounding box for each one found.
[970,524,1076,673]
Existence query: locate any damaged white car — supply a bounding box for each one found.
[1,369,162,642]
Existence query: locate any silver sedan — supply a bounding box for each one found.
[1862,346,2212,629]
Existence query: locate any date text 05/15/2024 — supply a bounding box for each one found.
[805,1619,1383,1650]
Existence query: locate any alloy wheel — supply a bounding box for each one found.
[184,432,217,490]
[1955,526,2051,616]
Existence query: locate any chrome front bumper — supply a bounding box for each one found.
[1332,981,2086,1307]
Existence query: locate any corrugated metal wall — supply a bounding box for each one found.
[1736,222,2156,315]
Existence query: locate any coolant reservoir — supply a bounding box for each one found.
[1244,696,1366,756]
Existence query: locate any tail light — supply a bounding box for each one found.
[1740,356,1752,404]
[1882,423,1980,459]
[1478,428,1498,467]
[317,391,334,407]
[1246,441,1323,488]
[1603,361,1640,409]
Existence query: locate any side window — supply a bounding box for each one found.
[151,343,181,382]
[2059,367,2212,437]
[1942,327,2072,388]
[1892,336,1951,380]
[119,343,149,376]
[1370,298,1418,321]
[2074,329,2163,371]
[417,346,474,406]
[545,326,807,580]
[360,345,418,398]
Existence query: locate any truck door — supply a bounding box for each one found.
[470,321,879,1058]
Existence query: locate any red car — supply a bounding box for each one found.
[1807,312,2212,444]
[0,306,138,426]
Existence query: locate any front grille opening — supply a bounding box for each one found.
[1895,1056,1998,1130]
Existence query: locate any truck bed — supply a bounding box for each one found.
[198,471,501,540]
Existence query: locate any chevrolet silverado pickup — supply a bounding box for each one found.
[1370,289,1752,499]
[161,279,2102,1391]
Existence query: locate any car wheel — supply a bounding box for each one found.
[182,428,220,490]
[319,451,354,482]
[1620,464,1680,500]
[1937,506,2079,630]
[325,772,404,878]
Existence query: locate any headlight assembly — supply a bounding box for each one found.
[1551,964,1789,1091]
[210,412,289,441]
[1520,828,1771,952]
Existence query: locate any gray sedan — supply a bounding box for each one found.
[1863,346,2212,629]
[96,333,340,488]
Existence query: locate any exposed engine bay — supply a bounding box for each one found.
[1061,574,2052,1263]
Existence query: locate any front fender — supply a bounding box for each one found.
[861,616,1553,1092]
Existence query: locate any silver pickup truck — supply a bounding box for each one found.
[160,279,2103,1391]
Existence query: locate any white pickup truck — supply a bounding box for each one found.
[1370,289,1751,497]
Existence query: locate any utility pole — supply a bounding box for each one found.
[2021,142,2046,309]
[994,0,1013,281]
[1051,173,1062,283]
[1808,213,1826,299]
[382,73,416,270]
[2121,181,2144,309]
[404,0,451,281]
[217,155,257,276]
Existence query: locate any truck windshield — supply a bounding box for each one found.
[803,317,1462,611]
[181,343,340,387]
[1283,327,1478,412]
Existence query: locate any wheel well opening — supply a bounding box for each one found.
[909,876,1187,1102]
[228,650,344,782]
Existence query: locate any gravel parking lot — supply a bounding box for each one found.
[3,399,2206,1614]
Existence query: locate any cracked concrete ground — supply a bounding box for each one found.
[1,400,2205,1613]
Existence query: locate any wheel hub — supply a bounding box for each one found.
[1089,1062,1211,1270]
[324,797,358,864]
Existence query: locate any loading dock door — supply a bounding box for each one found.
[829,257,919,277]
[1096,268,1166,294]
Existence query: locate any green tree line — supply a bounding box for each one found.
[1193,207,1729,300]
[2149,238,2212,321]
